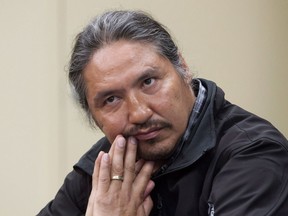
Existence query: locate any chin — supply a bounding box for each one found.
[137,139,177,161]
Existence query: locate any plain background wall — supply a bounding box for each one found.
[0,1,287,215]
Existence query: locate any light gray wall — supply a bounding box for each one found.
[0,1,287,215]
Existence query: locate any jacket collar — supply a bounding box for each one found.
[153,79,224,177]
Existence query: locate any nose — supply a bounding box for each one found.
[126,93,153,125]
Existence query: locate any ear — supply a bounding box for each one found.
[179,53,193,84]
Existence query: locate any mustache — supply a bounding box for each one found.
[122,119,172,138]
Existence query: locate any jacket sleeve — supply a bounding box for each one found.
[208,139,288,216]
[37,170,91,216]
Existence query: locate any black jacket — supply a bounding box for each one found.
[38,79,288,216]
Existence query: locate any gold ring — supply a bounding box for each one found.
[111,175,124,181]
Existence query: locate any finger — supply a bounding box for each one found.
[135,159,145,175]
[86,152,104,216]
[111,136,126,175]
[143,196,154,216]
[92,151,105,191]
[85,200,93,216]
[107,135,117,165]
[97,153,111,193]
[123,137,138,186]
[143,180,155,199]
[136,195,154,216]
[110,136,126,190]
[133,161,154,196]
[85,190,95,216]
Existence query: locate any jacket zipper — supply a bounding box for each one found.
[156,193,163,216]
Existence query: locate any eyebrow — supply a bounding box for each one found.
[93,67,160,106]
[135,67,159,84]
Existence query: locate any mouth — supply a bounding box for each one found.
[134,128,163,141]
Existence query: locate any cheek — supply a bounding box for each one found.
[96,112,127,142]
[151,90,181,120]
[153,82,191,129]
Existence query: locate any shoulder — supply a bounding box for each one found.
[207,93,288,177]
[37,170,92,215]
[205,109,288,214]
[216,102,288,156]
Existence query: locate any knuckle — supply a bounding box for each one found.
[125,165,135,175]
[95,195,111,206]
[98,175,110,184]
[112,163,123,174]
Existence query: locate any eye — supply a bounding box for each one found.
[143,77,155,86]
[105,96,117,104]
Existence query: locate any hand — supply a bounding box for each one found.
[86,135,155,216]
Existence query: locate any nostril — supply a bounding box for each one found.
[128,106,153,125]
[127,94,153,124]
[128,104,152,125]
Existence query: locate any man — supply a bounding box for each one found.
[38,10,288,215]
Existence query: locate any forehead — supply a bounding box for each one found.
[83,40,174,83]
[89,40,161,71]
[83,40,180,98]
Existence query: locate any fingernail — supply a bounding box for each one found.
[97,151,104,159]
[117,136,125,148]
[102,153,109,162]
[129,136,137,145]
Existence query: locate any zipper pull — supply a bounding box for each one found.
[157,193,163,210]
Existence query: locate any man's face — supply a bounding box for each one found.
[84,40,195,160]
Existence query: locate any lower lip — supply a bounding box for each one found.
[135,129,162,141]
